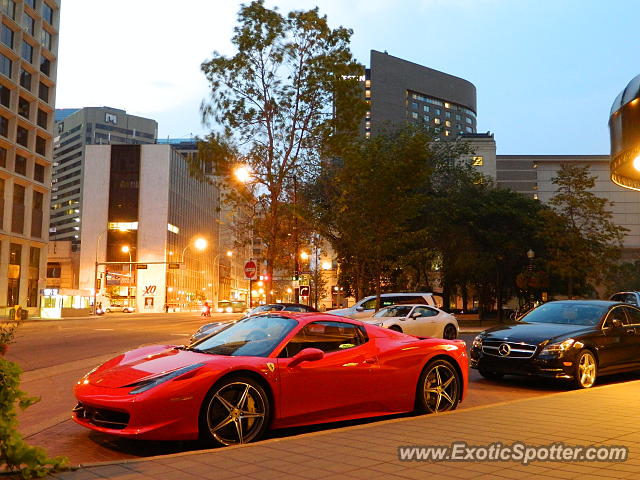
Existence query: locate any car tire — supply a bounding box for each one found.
[443,324,457,340]
[573,349,597,389]
[416,359,461,414]
[389,325,403,333]
[199,376,270,446]
[478,369,504,381]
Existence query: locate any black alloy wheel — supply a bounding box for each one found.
[417,359,461,413]
[199,376,270,446]
[443,324,457,340]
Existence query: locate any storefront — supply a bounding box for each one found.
[40,288,93,319]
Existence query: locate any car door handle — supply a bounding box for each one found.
[363,358,377,365]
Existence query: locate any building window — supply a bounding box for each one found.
[444,102,451,109]
[14,154,26,175]
[39,29,51,50]
[434,118,441,125]
[31,190,43,238]
[18,96,30,119]
[435,108,441,115]
[445,111,451,118]
[472,156,484,166]
[20,68,32,90]
[37,108,47,128]
[27,246,39,307]
[0,146,6,167]
[466,117,472,124]
[445,120,451,127]
[423,115,429,122]
[34,162,44,182]
[7,243,22,306]
[412,102,418,110]
[411,112,418,119]
[25,0,35,9]
[1,0,15,19]
[466,126,473,133]
[0,84,10,108]
[423,105,429,112]
[21,40,33,63]
[40,56,50,76]
[35,135,46,155]
[11,183,25,233]
[455,114,461,121]
[16,126,28,147]
[38,82,49,102]
[1,23,13,48]
[0,114,8,137]
[22,12,34,36]
[0,53,12,78]
[445,130,450,136]
[0,177,4,228]
[46,262,61,278]
[42,2,54,24]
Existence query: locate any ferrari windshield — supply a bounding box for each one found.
[189,315,297,357]
[373,305,413,318]
[521,302,607,326]
[248,305,285,315]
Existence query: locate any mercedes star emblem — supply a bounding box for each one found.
[498,343,511,356]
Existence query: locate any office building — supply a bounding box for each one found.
[53,144,220,314]
[0,0,59,316]
[51,107,157,251]
[364,50,477,140]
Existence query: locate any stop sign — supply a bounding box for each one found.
[244,260,257,280]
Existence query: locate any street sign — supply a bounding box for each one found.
[137,264,148,269]
[244,260,258,280]
[300,285,310,297]
[168,263,181,269]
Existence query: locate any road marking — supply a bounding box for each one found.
[93,328,114,331]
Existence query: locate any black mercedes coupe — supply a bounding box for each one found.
[470,300,640,388]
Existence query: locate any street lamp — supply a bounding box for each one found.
[121,245,132,310]
[93,229,109,315]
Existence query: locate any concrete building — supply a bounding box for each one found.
[75,144,220,314]
[0,0,60,317]
[51,107,157,251]
[364,50,477,140]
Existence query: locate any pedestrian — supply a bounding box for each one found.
[164,303,169,313]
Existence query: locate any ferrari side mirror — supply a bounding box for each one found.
[288,348,324,368]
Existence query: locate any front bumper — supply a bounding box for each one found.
[470,344,576,380]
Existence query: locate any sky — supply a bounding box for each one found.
[56,0,640,155]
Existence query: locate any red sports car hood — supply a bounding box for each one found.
[87,345,208,388]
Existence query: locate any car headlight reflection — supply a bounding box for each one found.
[540,338,575,355]
[125,363,204,394]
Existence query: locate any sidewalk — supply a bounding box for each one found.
[48,380,640,480]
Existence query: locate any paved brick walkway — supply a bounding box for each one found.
[46,380,640,480]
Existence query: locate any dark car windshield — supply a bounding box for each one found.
[521,302,607,326]
[189,315,297,357]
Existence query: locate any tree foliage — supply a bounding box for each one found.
[539,163,626,298]
[197,0,366,300]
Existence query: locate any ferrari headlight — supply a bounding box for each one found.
[125,363,204,394]
[540,339,575,355]
[374,322,384,327]
[472,335,483,348]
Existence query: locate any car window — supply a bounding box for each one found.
[360,298,377,310]
[603,306,630,329]
[374,305,412,317]
[279,321,367,358]
[286,305,308,312]
[625,294,638,305]
[622,306,640,326]
[610,294,624,302]
[414,306,438,317]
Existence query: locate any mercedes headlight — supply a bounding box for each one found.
[540,339,575,355]
[472,335,483,348]
[124,363,204,394]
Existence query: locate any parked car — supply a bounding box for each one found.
[364,304,458,339]
[328,292,438,319]
[73,312,468,445]
[191,303,319,343]
[470,300,640,389]
[609,291,640,306]
[217,300,246,313]
[104,305,135,313]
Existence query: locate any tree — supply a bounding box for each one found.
[540,163,626,298]
[306,125,434,304]
[197,1,366,301]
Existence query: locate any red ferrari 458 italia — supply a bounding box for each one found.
[73,312,468,446]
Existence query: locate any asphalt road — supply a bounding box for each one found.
[8,313,640,464]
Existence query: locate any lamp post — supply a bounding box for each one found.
[121,245,132,310]
[527,249,535,306]
[178,237,208,311]
[93,229,108,315]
